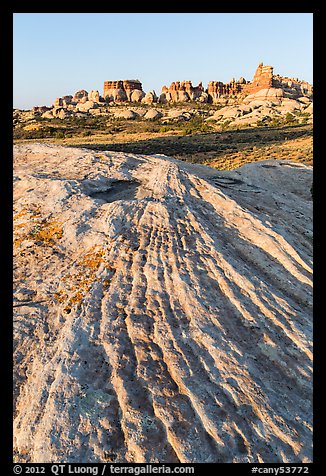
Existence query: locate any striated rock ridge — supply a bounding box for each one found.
[14,144,312,463]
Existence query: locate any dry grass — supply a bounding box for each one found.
[54,246,112,312]
[203,136,313,170]
[30,219,63,246]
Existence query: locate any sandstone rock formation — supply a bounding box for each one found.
[130,89,145,103]
[88,90,100,102]
[41,110,54,119]
[142,90,158,104]
[273,74,313,99]
[32,106,51,113]
[160,81,205,103]
[104,80,143,103]
[14,144,312,463]
[206,64,274,104]
[113,109,138,120]
[244,63,273,94]
[143,109,163,120]
[243,88,284,104]
[73,90,88,102]
[76,100,99,113]
[207,79,244,103]
[29,63,312,117]
[53,97,64,108]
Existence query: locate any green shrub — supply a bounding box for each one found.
[54,130,65,139]
[285,112,295,123]
[221,120,232,130]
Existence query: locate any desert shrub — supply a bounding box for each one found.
[159,124,179,133]
[178,116,213,135]
[143,124,160,132]
[221,120,232,130]
[110,126,123,133]
[13,126,62,139]
[54,130,65,139]
[285,112,295,122]
[283,113,300,125]
[294,111,310,118]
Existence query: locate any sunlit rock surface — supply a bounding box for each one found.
[13,144,312,463]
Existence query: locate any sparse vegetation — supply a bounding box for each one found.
[13,103,312,171]
[29,218,63,246]
[53,246,113,313]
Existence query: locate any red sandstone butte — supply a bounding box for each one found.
[103,80,143,102]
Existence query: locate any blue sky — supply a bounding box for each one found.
[13,13,313,110]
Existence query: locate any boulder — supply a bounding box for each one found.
[41,110,54,119]
[57,109,70,120]
[243,88,284,104]
[238,105,253,115]
[131,107,147,117]
[88,90,100,102]
[177,91,190,102]
[52,107,65,118]
[76,101,98,112]
[297,96,311,105]
[163,110,186,121]
[113,89,128,103]
[51,107,72,119]
[130,89,145,103]
[276,98,302,114]
[53,98,63,108]
[62,96,73,107]
[88,108,103,115]
[197,92,209,103]
[142,91,158,104]
[210,106,240,119]
[159,93,168,104]
[304,103,313,113]
[114,110,138,120]
[246,100,276,110]
[73,90,88,102]
[144,109,163,120]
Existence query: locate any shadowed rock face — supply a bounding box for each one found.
[13,144,312,463]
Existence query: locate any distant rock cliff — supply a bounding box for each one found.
[160,63,313,104]
[25,63,313,114]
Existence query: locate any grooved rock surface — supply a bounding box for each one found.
[13,144,313,463]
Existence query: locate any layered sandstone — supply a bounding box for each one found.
[14,144,312,463]
[207,78,246,102]
[161,81,205,102]
[103,80,144,102]
[243,63,273,95]
[30,63,312,114]
[165,63,312,104]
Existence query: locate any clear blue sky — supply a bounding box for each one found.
[13,13,313,110]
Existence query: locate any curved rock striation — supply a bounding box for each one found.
[13,144,313,463]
